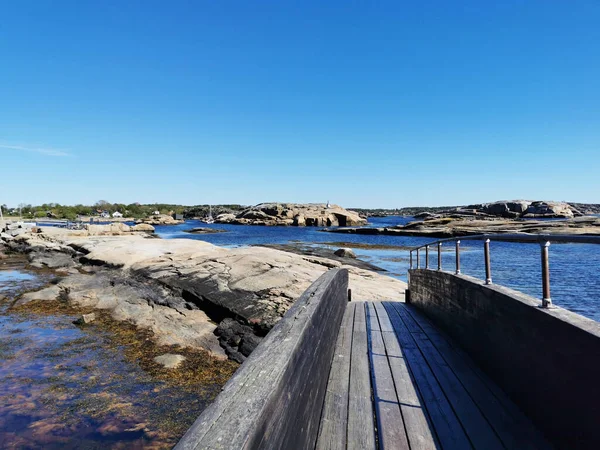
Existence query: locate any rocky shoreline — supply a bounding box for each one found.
[325,200,600,239]
[1,223,405,364]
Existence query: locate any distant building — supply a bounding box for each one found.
[112,211,123,218]
[100,211,110,218]
[173,213,183,221]
[152,210,160,215]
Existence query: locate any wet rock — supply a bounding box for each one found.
[239,334,262,357]
[215,318,263,362]
[153,354,186,369]
[334,248,357,258]
[73,313,96,325]
[15,285,62,305]
[28,251,75,269]
[184,227,226,234]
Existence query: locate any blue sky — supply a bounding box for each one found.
[1,1,598,208]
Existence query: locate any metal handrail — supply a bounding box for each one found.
[408,233,600,308]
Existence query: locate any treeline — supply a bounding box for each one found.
[1,201,246,221]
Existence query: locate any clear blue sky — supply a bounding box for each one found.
[1,1,598,208]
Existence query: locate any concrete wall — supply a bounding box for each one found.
[409,269,600,449]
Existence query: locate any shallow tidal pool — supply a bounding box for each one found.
[0,263,234,449]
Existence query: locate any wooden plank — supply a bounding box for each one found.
[391,303,504,450]
[401,304,552,450]
[383,302,473,450]
[374,303,438,450]
[317,303,356,450]
[175,268,349,450]
[366,303,409,449]
[403,303,534,412]
[347,302,376,450]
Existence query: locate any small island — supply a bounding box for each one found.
[324,200,600,238]
[214,202,367,227]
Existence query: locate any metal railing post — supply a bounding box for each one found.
[541,241,552,308]
[425,245,430,269]
[416,248,420,269]
[455,240,461,274]
[437,242,442,270]
[409,251,413,270]
[484,239,492,285]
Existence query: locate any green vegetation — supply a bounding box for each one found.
[1,201,247,220]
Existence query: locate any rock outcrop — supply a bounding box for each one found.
[523,201,577,219]
[216,203,367,227]
[448,200,580,219]
[135,214,184,225]
[184,227,227,234]
[334,248,357,258]
[8,226,406,362]
[325,216,600,239]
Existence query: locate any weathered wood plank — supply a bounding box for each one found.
[374,303,438,450]
[391,302,504,450]
[316,302,357,450]
[347,302,376,450]
[366,302,409,450]
[175,268,349,450]
[401,304,552,450]
[384,302,473,450]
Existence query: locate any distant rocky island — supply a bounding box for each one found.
[326,200,600,238]
[214,203,367,227]
[352,201,600,218]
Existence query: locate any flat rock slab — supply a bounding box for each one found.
[12,228,407,359]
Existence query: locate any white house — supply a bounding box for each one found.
[112,211,123,218]
[152,210,160,215]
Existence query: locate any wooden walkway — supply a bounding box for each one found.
[316,301,552,450]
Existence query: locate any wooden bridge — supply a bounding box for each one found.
[176,236,600,450]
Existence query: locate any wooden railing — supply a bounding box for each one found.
[175,268,349,450]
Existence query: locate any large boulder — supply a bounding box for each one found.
[131,223,155,232]
[482,201,532,218]
[86,223,131,235]
[215,213,237,223]
[524,201,574,218]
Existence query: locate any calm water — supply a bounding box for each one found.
[155,217,600,322]
[0,267,224,449]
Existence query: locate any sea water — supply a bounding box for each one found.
[155,217,600,322]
